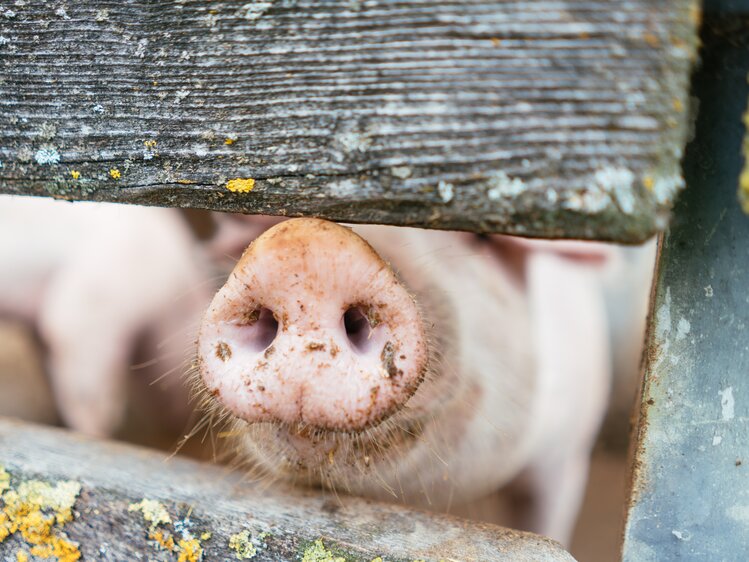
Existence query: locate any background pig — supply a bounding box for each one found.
[0,195,212,437]
[196,217,620,545]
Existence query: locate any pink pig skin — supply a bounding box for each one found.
[0,195,211,436]
[199,216,618,545]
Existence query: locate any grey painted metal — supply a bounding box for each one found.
[0,0,699,242]
[622,13,749,561]
[0,418,575,561]
[704,0,749,13]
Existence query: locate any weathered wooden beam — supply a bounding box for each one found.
[0,1,698,242]
[0,418,574,561]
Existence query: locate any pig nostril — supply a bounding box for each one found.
[343,306,373,353]
[254,308,279,350]
[239,307,279,352]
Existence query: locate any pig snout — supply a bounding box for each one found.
[197,218,428,431]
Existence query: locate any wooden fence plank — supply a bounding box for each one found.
[0,1,698,242]
[0,418,574,561]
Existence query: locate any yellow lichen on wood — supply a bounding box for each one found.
[16,550,29,562]
[229,529,257,559]
[129,499,172,531]
[688,1,702,26]
[0,466,9,494]
[739,167,749,214]
[0,466,82,562]
[301,539,346,562]
[150,529,176,551]
[740,102,749,215]
[130,498,209,562]
[226,178,255,193]
[109,168,121,180]
[70,170,80,180]
[643,32,660,47]
[177,537,204,562]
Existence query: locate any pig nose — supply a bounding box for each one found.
[198,218,428,431]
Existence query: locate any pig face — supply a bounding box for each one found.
[196,218,560,511]
[197,215,619,546]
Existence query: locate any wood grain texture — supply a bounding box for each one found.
[0,418,574,561]
[0,0,699,242]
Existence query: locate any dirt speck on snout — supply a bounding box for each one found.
[380,341,402,379]
[215,341,232,361]
[306,342,326,352]
[240,308,260,325]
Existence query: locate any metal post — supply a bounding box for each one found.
[622,5,749,560]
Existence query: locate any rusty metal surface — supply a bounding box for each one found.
[622,12,749,561]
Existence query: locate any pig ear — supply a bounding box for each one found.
[493,235,620,268]
[481,235,621,290]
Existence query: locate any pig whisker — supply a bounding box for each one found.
[445,482,456,514]
[367,460,399,499]
[410,243,456,264]
[391,456,406,501]
[324,468,343,505]
[132,346,197,371]
[150,361,192,386]
[155,320,201,350]
[233,455,265,487]
[172,273,228,303]
[394,417,449,469]
[361,422,404,498]
[130,357,161,370]
[169,415,212,460]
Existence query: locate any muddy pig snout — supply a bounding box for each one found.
[198,218,428,431]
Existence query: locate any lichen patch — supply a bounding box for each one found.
[177,537,203,562]
[129,499,172,531]
[486,170,526,201]
[437,181,454,204]
[740,107,749,214]
[226,178,255,193]
[34,147,60,166]
[0,466,9,493]
[0,466,82,562]
[229,529,257,559]
[129,499,209,562]
[301,539,346,562]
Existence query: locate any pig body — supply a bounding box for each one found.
[0,195,210,436]
[199,218,614,545]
